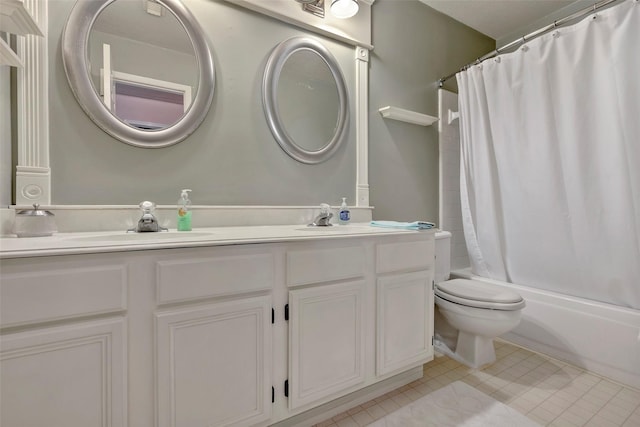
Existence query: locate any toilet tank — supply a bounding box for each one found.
[435,230,452,283]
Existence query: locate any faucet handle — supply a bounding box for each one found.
[310,203,333,227]
[139,201,156,212]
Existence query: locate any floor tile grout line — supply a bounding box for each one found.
[494,339,640,393]
[312,340,639,427]
[541,380,610,426]
[427,344,637,427]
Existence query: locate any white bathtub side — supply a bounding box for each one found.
[451,269,640,390]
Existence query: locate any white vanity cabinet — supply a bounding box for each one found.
[156,296,272,427]
[285,242,370,411]
[153,246,276,427]
[0,254,129,427]
[375,240,435,377]
[0,229,435,427]
[287,281,367,410]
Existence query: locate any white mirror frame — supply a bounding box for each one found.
[61,0,214,148]
[263,37,349,165]
[15,0,371,207]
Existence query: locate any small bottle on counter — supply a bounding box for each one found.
[338,197,351,225]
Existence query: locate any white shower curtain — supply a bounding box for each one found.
[457,0,640,310]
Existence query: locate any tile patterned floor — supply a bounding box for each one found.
[313,340,640,427]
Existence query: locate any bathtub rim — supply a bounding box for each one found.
[451,268,639,320]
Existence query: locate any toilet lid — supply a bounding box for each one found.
[435,279,525,310]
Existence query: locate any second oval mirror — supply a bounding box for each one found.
[263,37,349,164]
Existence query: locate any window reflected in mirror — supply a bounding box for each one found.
[114,79,188,130]
[88,0,198,131]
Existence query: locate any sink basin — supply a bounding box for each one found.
[68,232,214,242]
[297,226,340,231]
[295,225,371,232]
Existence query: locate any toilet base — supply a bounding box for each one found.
[434,332,497,369]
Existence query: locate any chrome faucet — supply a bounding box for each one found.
[309,203,333,227]
[128,201,168,232]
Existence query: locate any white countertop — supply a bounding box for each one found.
[0,223,434,259]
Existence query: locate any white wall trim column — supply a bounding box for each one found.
[355,46,369,207]
[15,0,49,206]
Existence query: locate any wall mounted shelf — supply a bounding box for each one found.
[0,0,43,36]
[378,106,438,127]
[0,37,22,67]
[0,0,43,67]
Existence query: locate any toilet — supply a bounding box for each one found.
[434,231,525,368]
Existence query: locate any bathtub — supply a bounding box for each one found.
[451,268,640,390]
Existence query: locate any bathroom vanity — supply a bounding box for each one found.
[0,225,435,427]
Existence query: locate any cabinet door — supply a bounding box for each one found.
[288,280,366,410]
[0,318,126,427]
[377,270,433,376]
[156,296,272,427]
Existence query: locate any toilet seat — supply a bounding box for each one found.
[435,279,525,311]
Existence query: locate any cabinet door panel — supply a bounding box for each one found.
[156,296,271,427]
[288,281,366,410]
[0,318,126,427]
[377,270,433,376]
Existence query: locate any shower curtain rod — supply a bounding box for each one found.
[437,0,623,86]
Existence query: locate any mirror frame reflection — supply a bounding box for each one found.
[263,37,349,164]
[62,0,215,148]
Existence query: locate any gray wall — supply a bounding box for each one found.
[45,0,493,213]
[49,0,356,206]
[369,0,494,222]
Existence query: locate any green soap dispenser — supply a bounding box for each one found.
[177,189,192,231]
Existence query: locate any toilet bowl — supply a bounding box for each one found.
[434,231,525,368]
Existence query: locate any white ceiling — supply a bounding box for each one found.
[420,0,576,41]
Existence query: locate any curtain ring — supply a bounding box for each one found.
[520,36,528,52]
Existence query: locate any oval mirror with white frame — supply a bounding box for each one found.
[263,37,349,164]
[62,0,215,148]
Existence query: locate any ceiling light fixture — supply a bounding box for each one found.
[296,0,325,18]
[330,0,358,19]
[145,0,163,16]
